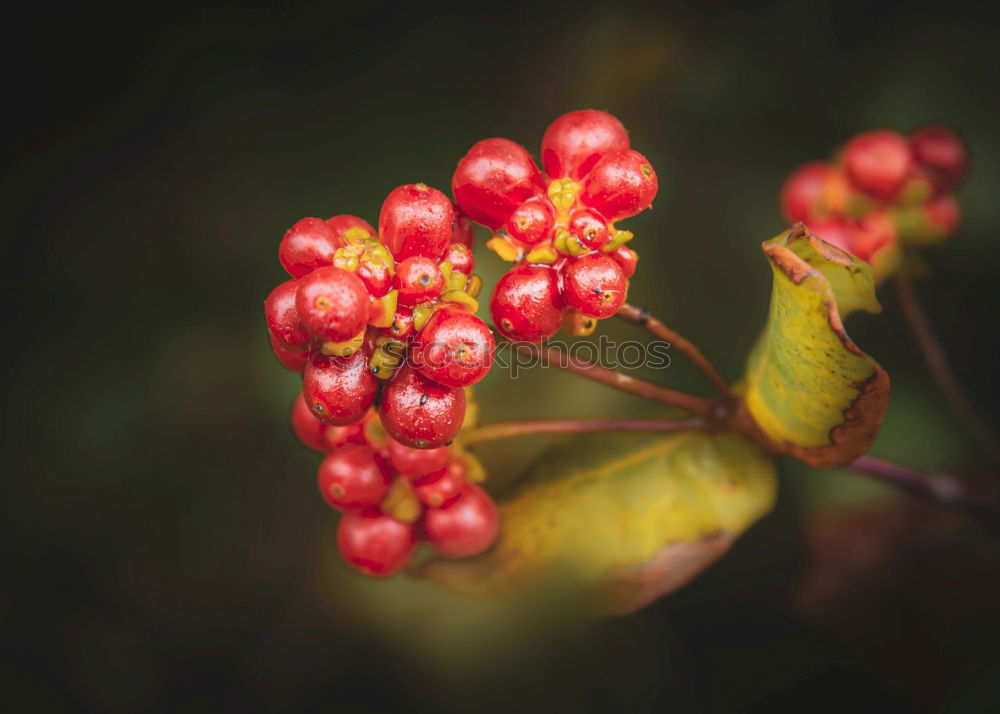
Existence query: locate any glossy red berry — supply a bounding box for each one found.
[505,199,555,246]
[394,256,445,306]
[265,279,312,351]
[451,208,475,248]
[909,126,968,190]
[379,365,466,448]
[609,245,638,279]
[302,349,378,426]
[424,484,499,558]
[317,444,392,510]
[490,263,564,342]
[443,242,475,275]
[412,458,468,508]
[385,436,451,477]
[337,507,416,576]
[562,253,627,319]
[780,162,830,223]
[387,306,414,340]
[568,208,610,249]
[378,184,455,261]
[452,138,545,229]
[356,255,393,297]
[295,266,370,342]
[580,149,658,221]
[290,391,327,452]
[541,109,630,180]
[269,333,309,372]
[410,308,495,388]
[279,217,343,278]
[843,130,913,200]
[326,214,375,239]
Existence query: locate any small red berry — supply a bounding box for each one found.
[356,255,393,297]
[424,484,499,558]
[410,308,495,388]
[269,333,309,372]
[290,391,327,452]
[317,444,392,510]
[387,306,414,340]
[506,199,555,246]
[386,436,451,477]
[443,242,475,275]
[925,194,960,235]
[337,507,416,576]
[394,255,445,306]
[452,138,545,229]
[843,130,914,200]
[279,217,343,278]
[412,458,468,508]
[803,217,855,256]
[562,253,627,319]
[265,279,312,351]
[909,125,968,190]
[324,419,369,449]
[609,245,638,279]
[303,349,378,426]
[379,365,466,448]
[451,208,475,248]
[326,214,375,240]
[490,263,564,342]
[295,266,370,342]
[541,109,630,180]
[780,162,830,223]
[568,207,610,249]
[580,149,658,221]
[851,211,897,263]
[379,184,455,261]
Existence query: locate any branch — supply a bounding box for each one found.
[461,417,707,445]
[617,303,734,399]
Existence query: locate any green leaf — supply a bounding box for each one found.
[420,430,776,615]
[740,224,890,468]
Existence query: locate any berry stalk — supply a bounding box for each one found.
[460,417,706,445]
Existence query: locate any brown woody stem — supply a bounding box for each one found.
[461,417,707,445]
[617,303,734,399]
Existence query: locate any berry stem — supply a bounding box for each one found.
[895,268,1000,463]
[617,303,734,399]
[461,417,706,445]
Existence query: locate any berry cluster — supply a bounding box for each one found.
[264,183,495,449]
[780,126,967,275]
[452,110,659,340]
[290,395,499,576]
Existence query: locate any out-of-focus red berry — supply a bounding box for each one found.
[379,365,466,448]
[580,149,658,221]
[317,444,392,510]
[303,349,378,426]
[295,266,370,342]
[609,245,638,279]
[424,484,499,558]
[379,184,455,261]
[443,242,474,275]
[843,130,913,200]
[279,217,343,278]
[909,126,968,190]
[410,308,495,388]
[541,109,630,180]
[337,507,416,576]
[394,256,445,306]
[326,214,375,240]
[324,419,369,450]
[265,279,312,351]
[562,253,627,319]
[850,212,897,263]
[490,263,564,342]
[505,199,555,246]
[269,333,309,372]
[780,162,830,223]
[290,391,327,452]
[568,208,610,249]
[385,436,451,477]
[925,194,961,234]
[804,218,855,256]
[412,458,468,508]
[452,138,545,229]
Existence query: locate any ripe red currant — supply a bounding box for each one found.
[269,333,309,372]
[843,130,913,200]
[410,308,495,388]
[424,484,499,558]
[909,125,968,190]
[303,348,378,426]
[385,436,451,477]
[541,109,630,180]
[317,444,392,510]
[326,214,375,239]
[505,199,555,246]
[412,458,468,508]
[337,507,416,576]
[780,161,830,223]
[379,365,466,448]
[452,138,545,229]
[279,217,343,278]
[290,391,328,452]
[580,149,658,221]
[394,256,445,306]
[265,279,312,351]
[562,253,627,318]
[379,184,455,261]
[295,266,370,342]
[490,263,564,342]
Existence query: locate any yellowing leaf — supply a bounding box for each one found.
[741,225,890,468]
[420,431,776,615]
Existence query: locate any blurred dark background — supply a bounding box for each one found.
[3,1,1000,712]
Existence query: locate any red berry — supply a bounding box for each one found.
[851,212,897,263]
[279,217,343,278]
[356,254,393,297]
[290,391,327,452]
[843,130,913,200]
[443,242,475,275]
[269,333,309,372]
[337,507,416,576]
[379,365,466,448]
[451,208,475,248]
[303,349,378,426]
[386,436,451,476]
[378,184,455,261]
[490,263,564,342]
[541,109,630,180]
[265,279,312,351]
[780,162,830,223]
[452,138,545,229]
[410,308,495,388]
[609,245,638,279]
[324,420,369,449]
[925,194,960,235]
[326,214,375,240]
[317,444,392,510]
[412,458,468,508]
[505,199,555,246]
[424,485,499,558]
[295,266,370,342]
[804,217,855,256]
[580,149,658,221]
[909,125,968,190]
[386,306,414,340]
[568,207,610,249]
[394,256,445,306]
[562,253,627,319]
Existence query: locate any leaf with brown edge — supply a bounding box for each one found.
[417,431,776,615]
[739,224,890,468]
